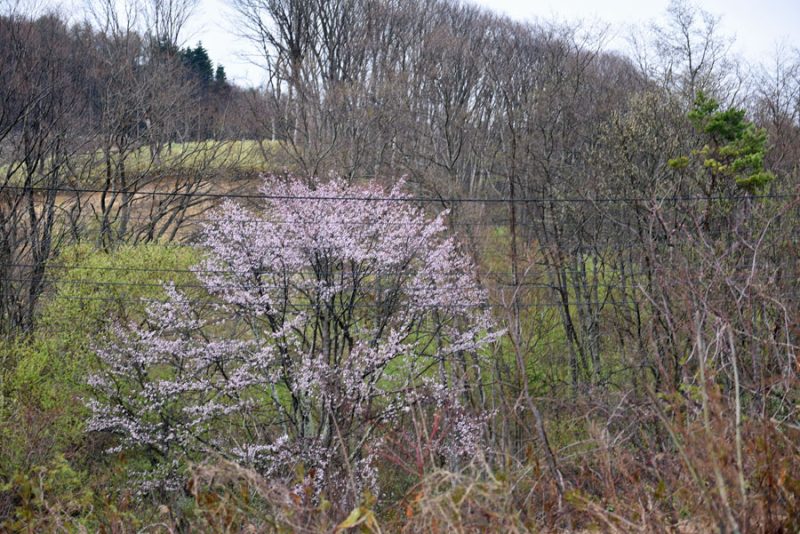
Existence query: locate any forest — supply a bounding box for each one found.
[0,0,798,531]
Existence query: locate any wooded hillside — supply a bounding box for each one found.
[0,0,798,531]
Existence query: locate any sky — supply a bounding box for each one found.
[182,0,800,87]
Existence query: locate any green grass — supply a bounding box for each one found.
[102,139,279,175]
[0,243,202,528]
[1,139,281,186]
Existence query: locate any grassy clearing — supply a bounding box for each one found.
[1,139,281,185]
[102,139,280,175]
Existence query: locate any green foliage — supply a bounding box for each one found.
[688,93,747,142]
[668,155,690,169]
[215,65,227,85]
[1,454,93,532]
[181,42,214,85]
[40,243,200,335]
[1,244,198,457]
[0,338,87,493]
[683,92,774,194]
[1,244,200,529]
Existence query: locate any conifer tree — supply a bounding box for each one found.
[670,92,774,195]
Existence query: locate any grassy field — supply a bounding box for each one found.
[101,139,280,175]
[1,139,282,185]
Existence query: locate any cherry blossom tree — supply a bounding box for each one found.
[87,176,499,500]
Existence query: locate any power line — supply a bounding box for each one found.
[0,272,650,292]
[8,277,705,293]
[1,276,497,292]
[6,270,787,299]
[99,215,605,229]
[1,263,787,287]
[32,292,631,311]
[34,291,795,319]
[4,184,797,204]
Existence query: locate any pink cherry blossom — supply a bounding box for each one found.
[88,176,499,501]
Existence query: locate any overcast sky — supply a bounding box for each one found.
[183,0,800,87]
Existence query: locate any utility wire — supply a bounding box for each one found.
[3,184,797,204]
[0,262,785,279]
[30,292,633,310]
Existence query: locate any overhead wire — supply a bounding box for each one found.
[0,262,787,281]
[3,184,797,204]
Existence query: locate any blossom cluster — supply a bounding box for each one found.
[87,176,498,501]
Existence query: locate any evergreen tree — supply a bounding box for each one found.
[214,65,227,85]
[181,42,213,84]
[670,92,774,194]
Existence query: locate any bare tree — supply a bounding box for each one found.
[0,10,90,334]
[144,0,199,48]
[631,0,738,103]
